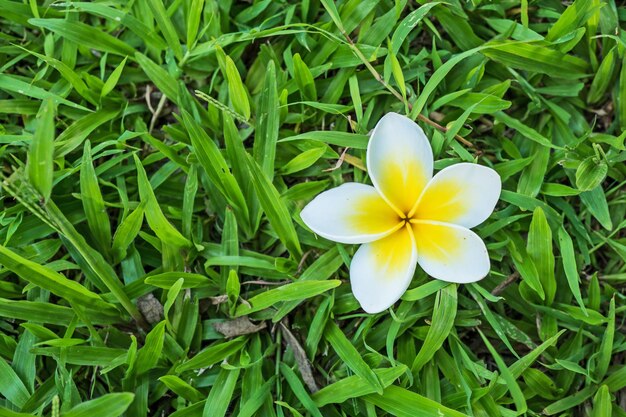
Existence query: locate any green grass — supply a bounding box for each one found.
[0,0,625,416]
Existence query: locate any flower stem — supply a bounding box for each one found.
[340,31,474,148]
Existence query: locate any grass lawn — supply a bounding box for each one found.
[0,0,625,416]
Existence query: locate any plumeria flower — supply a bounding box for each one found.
[300,113,501,314]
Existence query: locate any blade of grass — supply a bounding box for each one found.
[243,154,302,258]
[28,18,135,56]
[235,280,340,316]
[325,320,383,395]
[27,98,55,202]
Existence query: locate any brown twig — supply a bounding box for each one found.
[418,114,474,148]
[491,271,520,296]
[296,250,313,274]
[149,94,167,133]
[145,84,155,114]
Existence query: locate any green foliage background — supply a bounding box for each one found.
[0,0,625,416]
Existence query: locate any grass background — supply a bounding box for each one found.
[0,0,625,416]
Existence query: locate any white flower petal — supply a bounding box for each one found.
[300,183,402,244]
[367,112,434,214]
[350,225,417,313]
[412,163,501,228]
[412,220,490,284]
